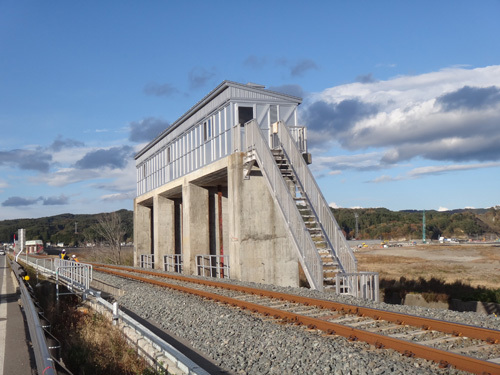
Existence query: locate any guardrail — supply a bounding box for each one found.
[54,259,92,291]
[8,258,58,375]
[245,120,323,290]
[140,254,154,269]
[164,254,183,273]
[87,295,210,375]
[276,121,358,275]
[335,272,380,302]
[196,254,230,279]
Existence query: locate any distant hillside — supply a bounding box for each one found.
[331,207,500,241]
[1,207,499,245]
[0,209,133,246]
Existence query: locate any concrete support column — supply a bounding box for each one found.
[228,153,299,287]
[153,195,175,270]
[182,182,209,275]
[134,201,152,267]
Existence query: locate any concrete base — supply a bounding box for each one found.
[134,153,299,288]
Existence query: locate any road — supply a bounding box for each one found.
[0,255,33,375]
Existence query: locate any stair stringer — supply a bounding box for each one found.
[244,120,324,291]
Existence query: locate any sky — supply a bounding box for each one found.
[1,1,500,220]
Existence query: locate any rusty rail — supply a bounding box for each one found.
[94,264,500,375]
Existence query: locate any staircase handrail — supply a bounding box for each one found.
[245,120,324,290]
[276,121,358,274]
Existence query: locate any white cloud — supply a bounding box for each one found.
[302,65,500,165]
[438,207,449,212]
[329,202,341,208]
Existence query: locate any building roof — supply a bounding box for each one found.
[135,81,302,160]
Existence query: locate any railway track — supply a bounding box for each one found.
[92,263,500,375]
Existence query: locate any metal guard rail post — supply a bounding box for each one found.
[9,258,57,375]
[245,120,323,290]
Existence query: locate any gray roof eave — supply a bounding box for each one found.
[134,81,302,160]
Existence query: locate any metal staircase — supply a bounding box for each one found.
[245,120,376,296]
[271,149,341,289]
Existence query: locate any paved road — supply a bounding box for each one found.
[0,255,33,375]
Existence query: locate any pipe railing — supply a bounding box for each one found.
[164,254,183,273]
[336,272,380,302]
[245,120,323,290]
[195,254,230,279]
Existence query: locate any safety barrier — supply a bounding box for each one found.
[9,258,58,375]
[54,259,92,291]
[140,254,154,269]
[164,254,183,273]
[335,272,380,302]
[195,255,229,279]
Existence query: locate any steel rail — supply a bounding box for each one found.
[94,263,500,344]
[94,265,500,375]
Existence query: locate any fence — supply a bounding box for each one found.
[335,272,380,302]
[196,255,230,279]
[164,254,183,273]
[140,254,154,269]
[54,258,93,291]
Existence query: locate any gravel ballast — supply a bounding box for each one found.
[94,270,498,375]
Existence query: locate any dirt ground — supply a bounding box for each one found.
[355,242,500,289]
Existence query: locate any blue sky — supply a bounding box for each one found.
[1,1,500,220]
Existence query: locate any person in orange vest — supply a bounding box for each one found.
[71,254,79,262]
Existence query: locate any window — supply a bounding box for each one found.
[238,106,253,125]
[270,105,278,125]
[203,119,213,142]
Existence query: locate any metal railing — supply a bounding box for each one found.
[54,259,93,291]
[9,258,57,375]
[275,121,358,275]
[164,254,183,273]
[245,120,323,290]
[336,272,380,302]
[140,254,154,269]
[195,255,230,279]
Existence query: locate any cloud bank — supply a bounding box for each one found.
[301,65,500,177]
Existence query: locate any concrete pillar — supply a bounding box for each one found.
[134,200,152,267]
[228,153,299,287]
[153,195,175,270]
[182,182,209,275]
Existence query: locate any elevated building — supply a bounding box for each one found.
[134,81,377,298]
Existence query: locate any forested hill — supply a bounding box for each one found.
[332,207,500,241]
[0,209,133,245]
[1,207,499,245]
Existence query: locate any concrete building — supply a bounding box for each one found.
[134,81,376,297]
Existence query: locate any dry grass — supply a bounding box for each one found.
[50,301,154,375]
[356,243,500,289]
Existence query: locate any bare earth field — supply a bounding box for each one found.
[355,243,500,289]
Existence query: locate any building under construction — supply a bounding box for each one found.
[134,81,377,298]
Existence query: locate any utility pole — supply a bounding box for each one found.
[422,210,426,244]
[75,222,78,234]
[354,212,359,239]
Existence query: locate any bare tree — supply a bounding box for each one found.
[87,212,126,264]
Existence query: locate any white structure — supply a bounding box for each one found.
[134,81,375,296]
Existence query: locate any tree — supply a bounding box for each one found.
[87,212,126,264]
